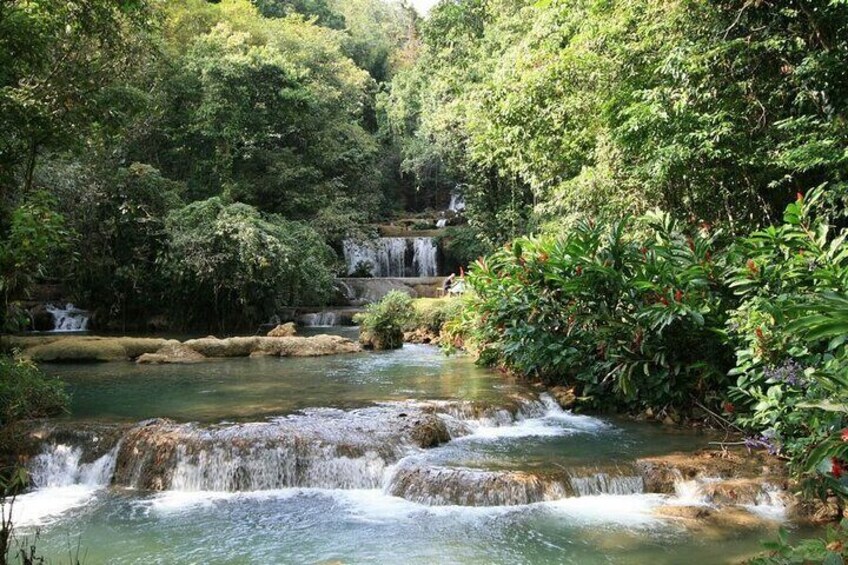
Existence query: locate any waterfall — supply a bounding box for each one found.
[169,443,389,491]
[29,444,117,488]
[568,472,645,497]
[448,190,466,213]
[45,303,90,332]
[436,219,448,228]
[300,311,339,327]
[342,237,438,277]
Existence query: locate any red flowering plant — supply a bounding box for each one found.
[726,188,848,499]
[455,211,733,413]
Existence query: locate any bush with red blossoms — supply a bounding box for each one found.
[727,189,848,500]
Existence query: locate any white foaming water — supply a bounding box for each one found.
[169,445,390,491]
[460,394,608,441]
[545,494,668,528]
[300,311,340,327]
[140,487,669,531]
[14,444,117,527]
[436,218,447,228]
[672,478,714,505]
[342,237,438,277]
[744,483,787,520]
[29,444,116,488]
[448,190,466,213]
[569,474,645,497]
[44,303,89,332]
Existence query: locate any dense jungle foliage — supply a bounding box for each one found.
[2,0,845,331]
[0,0,424,331]
[1,0,847,509]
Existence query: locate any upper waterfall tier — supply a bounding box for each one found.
[343,237,438,277]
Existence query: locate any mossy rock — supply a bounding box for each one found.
[15,336,170,363]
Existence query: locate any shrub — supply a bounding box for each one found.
[0,192,68,331]
[750,520,848,564]
[355,291,415,350]
[727,190,848,498]
[0,356,68,426]
[455,211,733,412]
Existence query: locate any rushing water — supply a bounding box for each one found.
[44,303,90,332]
[342,237,438,277]
[17,344,806,563]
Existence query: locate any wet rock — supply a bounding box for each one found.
[654,505,773,540]
[403,328,438,345]
[267,322,297,337]
[6,334,360,362]
[388,464,568,506]
[183,336,260,357]
[654,505,713,521]
[248,335,361,357]
[359,329,402,350]
[787,496,844,525]
[110,404,460,492]
[549,386,576,409]
[636,449,786,494]
[137,342,207,364]
[12,336,170,362]
[407,417,451,448]
[341,278,418,306]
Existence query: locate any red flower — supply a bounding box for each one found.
[659,296,669,306]
[575,266,583,276]
[796,192,804,202]
[747,259,759,276]
[674,289,683,302]
[723,402,735,414]
[841,428,848,442]
[832,458,843,479]
[640,246,648,256]
[755,327,764,340]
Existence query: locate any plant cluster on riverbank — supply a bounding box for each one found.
[437,190,848,509]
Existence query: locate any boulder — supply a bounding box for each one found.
[250,335,361,357]
[182,336,260,357]
[403,328,438,345]
[7,336,177,363]
[267,322,297,337]
[549,386,577,409]
[137,343,207,364]
[359,328,402,350]
[20,337,169,363]
[9,333,360,363]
